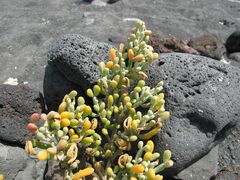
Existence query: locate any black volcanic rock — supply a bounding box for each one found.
[148,53,240,176]
[226,31,240,54]
[47,35,240,176]
[0,84,45,145]
[43,63,84,111]
[48,34,113,90]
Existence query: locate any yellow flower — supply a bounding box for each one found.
[139,127,161,140]
[147,169,155,180]
[37,150,48,161]
[72,167,94,180]
[83,119,92,131]
[132,54,144,62]
[128,49,134,60]
[58,102,66,114]
[109,48,116,61]
[0,174,4,180]
[146,140,154,153]
[131,164,145,174]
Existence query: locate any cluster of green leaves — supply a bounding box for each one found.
[26,21,173,180]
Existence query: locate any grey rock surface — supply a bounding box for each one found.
[0,84,45,146]
[215,165,240,180]
[229,52,240,62]
[44,160,65,180]
[229,52,240,68]
[176,145,219,180]
[1,0,240,94]
[0,142,46,180]
[148,53,240,176]
[47,35,240,176]
[218,123,240,170]
[48,34,113,89]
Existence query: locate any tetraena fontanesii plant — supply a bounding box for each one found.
[26,21,173,180]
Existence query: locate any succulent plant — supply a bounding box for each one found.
[26,21,173,179]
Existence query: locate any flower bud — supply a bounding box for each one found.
[147,169,155,180]
[129,135,138,142]
[102,128,108,135]
[36,132,45,140]
[83,106,92,116]
[83,119,92,131]
[69,129,75,136]
[109,48,116,61]
[165,160,174,168]
[58,139,68,150]
[155,175,163,180]
[47,147,57,155]
[107,95,114,107]
[146,140,154,153]
[72,167,94,179]
[82,137,93,144]
[40,113,48,121]
[131,164,144,174]
[61,118,70,127]
[71,162,78,169]
[30,113,40,123]
[93,85,101,96]
[119,43,125,53]
[152,52,159,61]
[78,96,85,105]
[60,111,72,119]
[57,130,64,138]
[106,61,114,69]
[70,119,78,127]
[37,150,48,161]
[27,123,38,133]
[128,49,134,60]
[158,111,170,121]
[85,129,95,136]
[137,80,145,87]
[110,80,118,88]
[131,120,138,130]
[87,89,94,98]
[99,61,105,74]
[163,150,172,162]
[138,141,144,149]
[144,30,152,36]
[104,149,112,158]
[132,54,143,62]
[107,167,114,176]
[69,90,77,99]
[63,127,69,133]
[144,152,152,161]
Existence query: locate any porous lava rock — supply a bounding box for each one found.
[148,53,240,176]
[43,63,84,111]
[0,142,46,180]
[215,165,240,180]
[0,84,45,146]
[47,35,240,177]
[229,52,240,68]
[48,34,113,90]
